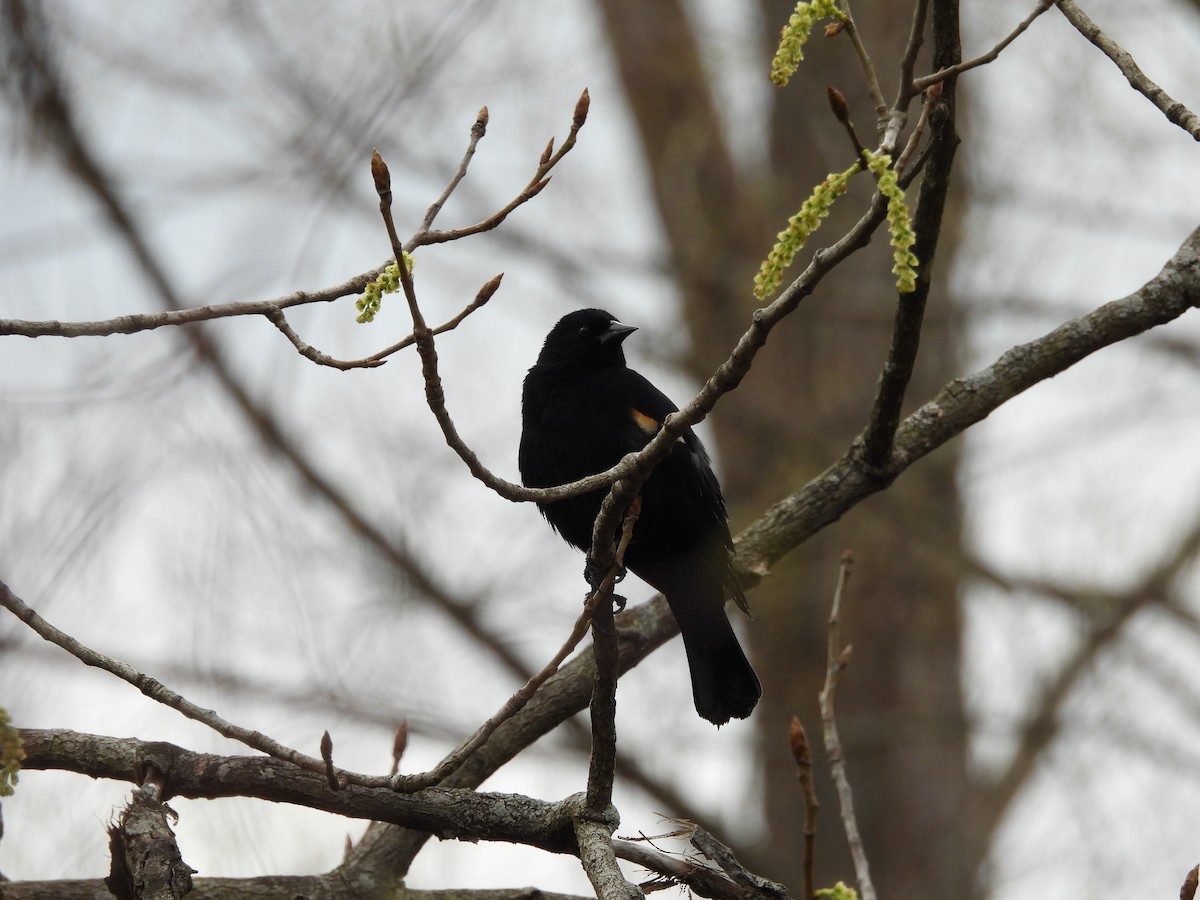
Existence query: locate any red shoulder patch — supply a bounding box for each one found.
[630,407,660,435]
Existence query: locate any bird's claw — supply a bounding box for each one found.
[583,557,628,612]
[584,557,627,587]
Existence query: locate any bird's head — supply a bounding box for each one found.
[536,308,638,366]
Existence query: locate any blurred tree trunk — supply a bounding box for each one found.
[595,1,978,896]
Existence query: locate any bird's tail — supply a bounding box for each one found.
[643,557,762,726]
[677,615,761,726]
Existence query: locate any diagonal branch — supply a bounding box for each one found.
[0,580,345,783]
[1055,0,1200,141]
[734,223,1200,580]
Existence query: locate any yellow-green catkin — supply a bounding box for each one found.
[770,0,847,87]
[753,161,859,301]
[863,150,919,293]
[815,882,859,900]
[0,708,24,797]
[356,251,415,323]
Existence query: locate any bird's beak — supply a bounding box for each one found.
[600,321,638,345]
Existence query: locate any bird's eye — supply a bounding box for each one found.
[578,326,592,337]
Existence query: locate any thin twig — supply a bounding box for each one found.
[0,578,338,783]
[266,309,385,370]
[419,106,490,234]
[411,89,591,248]
[827,86,868,159]
[837,0,887,123]
[913,0,1052,90]
[893,0,931,109]
[363,274,503,364]
[893,82,939,177]
[1053,0,1200,141]
[819,552,876,900]
[790,716,820,900]
[0,276,375,339]
[389,563,618,792]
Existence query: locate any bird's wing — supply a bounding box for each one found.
[620,372,733,552]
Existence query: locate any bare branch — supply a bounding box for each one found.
[575,814,643,900]
[819,552,876,900]
[266,308,386,370]
[913,0,1053,91]
[790,716,820,900]
[390,570,613,793]
[0,276,373,339]
[19,729,583,854]
[837,0,887,123]
[1054,0,1200,141]
[419,105,491,234]
[734,225,1200,581]
[0,580,343,782]
[412,88,591,248]
[363,274,503,365]
[861,69,958,468]
[106,779,195,898]
[894,0,931,108]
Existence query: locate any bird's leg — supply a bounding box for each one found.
[584,556,627,612]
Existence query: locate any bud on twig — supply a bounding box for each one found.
[393,721,409,761]
[473,106,489,139]
[476,273,504,307]
[540,137,555,168]
[827,86,850,123]
[370,149,391,198]
[824,20,846,37]
[528,175,553,199]
[789,715,812,767]
[573,87,590,129]
[320,730,340,791]
[837,644,854,670]
[1181,864,1199,900]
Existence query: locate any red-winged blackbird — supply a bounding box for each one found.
[519,308,761,725]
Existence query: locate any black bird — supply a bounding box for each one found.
[519,308,761,726]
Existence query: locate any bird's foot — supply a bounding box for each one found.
[584,556,628,612]
[584,556,625,590]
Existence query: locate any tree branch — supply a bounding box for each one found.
[912,0,1052,91]
[734,224,1200,581]
[1054,0,1200,141]
[19,729,583,855]
[861,31,959,467]
[818,553,876,900]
